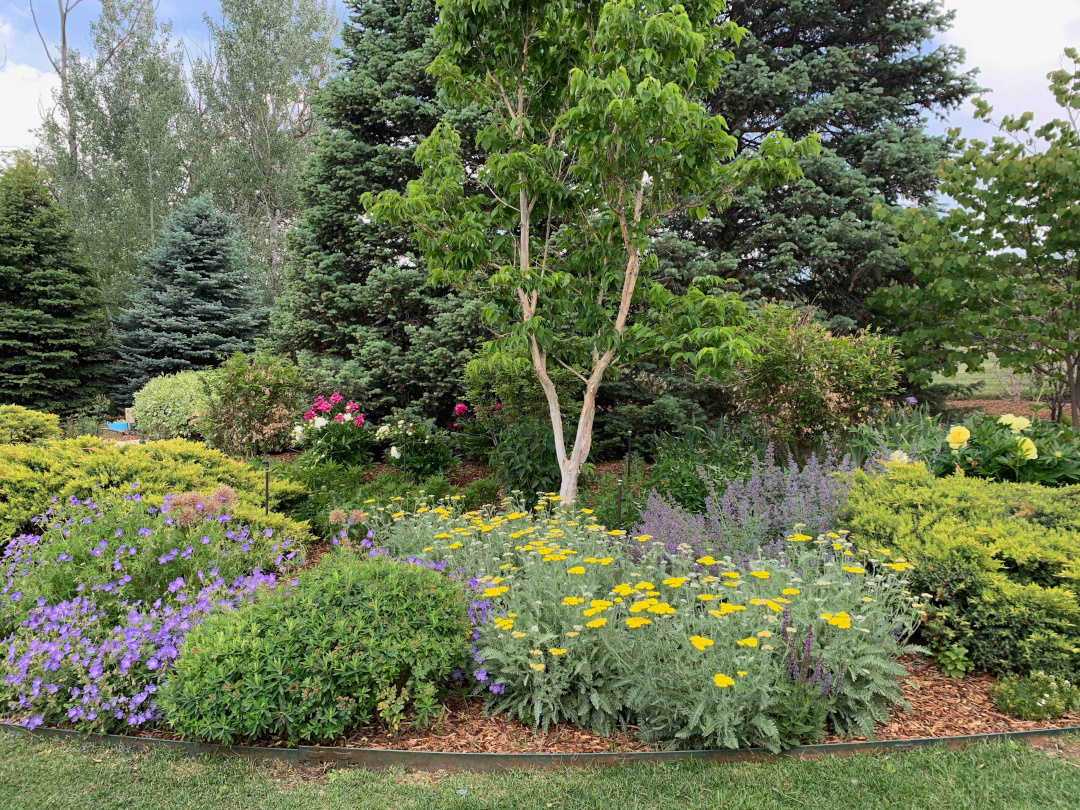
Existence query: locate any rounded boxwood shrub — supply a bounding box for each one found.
[159,553,470,744]
[0,405,60,443]
[132,371,210,440]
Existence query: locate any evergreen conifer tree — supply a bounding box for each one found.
[656,0,979,326]
[112,195,263,403]
[0,157,110,413]
[271,0,485,420]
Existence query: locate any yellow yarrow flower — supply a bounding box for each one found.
[696,556,717,565]
[548,648,567,655]
[662,577,686,588]
[841,566,866,574]
[697,594,716,601]
[782,588,801,596]
[626,617,652,628]
[821,611,852,629]
[566,566,586,575]
[482,586,508,598]
[736,637,758,647]
[562,596,585,606]
[748,571,770,579]
[689,636,714,651]
[586,618,607,628]
[713,673,735,688]
[530,663,546,671]
[512,632,527,638]
[789,533,813,542]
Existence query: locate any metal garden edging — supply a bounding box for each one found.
[4,721,1080,772]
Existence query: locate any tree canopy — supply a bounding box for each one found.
[874,49,1080,425]
[366,0,817,501]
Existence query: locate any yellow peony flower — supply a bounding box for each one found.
[946,425,971,449]
[689,636,714,651]
[1018,437,1038,461]
[713,673,735,688]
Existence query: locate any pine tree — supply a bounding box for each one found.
[657,0,979,326]
[271,0,485,420]
[112,195,263,403]
[0,157,110,414]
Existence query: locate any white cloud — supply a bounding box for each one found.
[939,0,1080,136]
[0,61,59,152]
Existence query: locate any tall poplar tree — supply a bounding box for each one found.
[271,0,486,420]
[111,196,263,403]
[0,157,109,413]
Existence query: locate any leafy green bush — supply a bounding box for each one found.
[729,304,899,450]
[380,504,920,750]
[199,352,307,458]
[845,404,947,467]
[929,413,1080,485]
[648,421,763,512]
[844,463,1080,678]
[159,553,471,744]
[132,371,211,440]
[0,405,61,443]
[0,436,309,541]
[461,477,501,512]
[990,672,1080,721]
[375,419,453,481]
[488,419,560,496]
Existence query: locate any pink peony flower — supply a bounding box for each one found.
[334,414,345,422]
[453,423,459,428]
[492,403,503,410]
[353,414,365,427]
[454,403,469,416]
[303,410,316,421]
[316,400,332,413]
[329,392,343,405]
[345,401,359,414]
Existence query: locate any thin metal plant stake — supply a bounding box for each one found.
[263,458,270,517]
[614,430,632,531]
[615,477,623,531]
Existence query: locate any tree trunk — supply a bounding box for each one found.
[1067,355,1080,428]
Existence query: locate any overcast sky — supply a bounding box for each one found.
[2,1,1080,153]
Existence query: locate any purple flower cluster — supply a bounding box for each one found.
[630,443,854,560]
[1,496,301,734]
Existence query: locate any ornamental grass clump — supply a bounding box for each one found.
[0,493,302,733]
[376,496,921,751]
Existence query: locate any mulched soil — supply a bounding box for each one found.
[823,655,1080,743]
[98,656,1079,753]
[947,399,1052,419]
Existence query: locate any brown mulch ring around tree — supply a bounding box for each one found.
[113,656,1079,754]
[947,399,1052,420]
[823,655,1080,743]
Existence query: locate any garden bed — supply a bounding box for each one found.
[14,655,1074,755]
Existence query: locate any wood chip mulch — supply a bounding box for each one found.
[947,399,1052,419]
[334,696,649,753]
[822,655,1080,743]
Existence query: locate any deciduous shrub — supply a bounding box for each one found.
[844,463,1080,678]
[0,437,308,541]
[132,371,211,440]
[487,419,560,497]
[729,305,899,450]
[159,553,471,744]
[376,419,453,481]
[199,352,307,458]
[0,405,60,443]
[0,495,301,732]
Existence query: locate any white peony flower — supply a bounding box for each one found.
[889,449,911,464]
[389,446,401,459]
[292,425,305,438]
[313,417,327,429]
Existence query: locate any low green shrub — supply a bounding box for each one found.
[990,672,1080,721]
[0,436,309,541]
[376,419,453,481]
[647,421,762,512]
[132,371,210,440]
[199,352,307,458]
[159,553,471,744]
[727,304,900,451]
[0,405,60,443]
[488,419,560,496]
[844,463,1080,679]
[460,477,501,512]
[60,395,113,438]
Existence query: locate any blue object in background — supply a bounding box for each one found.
[106,422,130,432]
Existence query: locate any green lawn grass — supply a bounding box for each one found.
[931,354,1026,400]
[2,732,1079,810]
